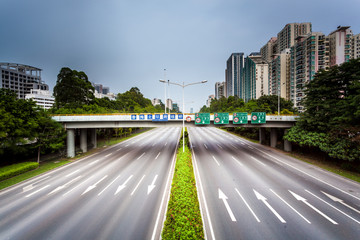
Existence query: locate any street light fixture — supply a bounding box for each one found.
[161,80,207,152]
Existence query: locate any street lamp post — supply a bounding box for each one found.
[159,79,207,152]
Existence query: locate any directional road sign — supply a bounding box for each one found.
[214,113,229,125]
[195,113,210,125]
[251,112,266,124]
[233,112,248,124]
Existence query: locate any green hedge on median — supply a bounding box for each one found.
[162,128,204,240]
[0,162,39,182]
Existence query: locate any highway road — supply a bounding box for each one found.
[0,127,181,240]
[189,127,360,240]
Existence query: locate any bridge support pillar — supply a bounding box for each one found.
[259,128,266,145]
[80,129,87,153]
[284,129,292,152]
[270,128,277,148]
[90,128,97,149]
[67,129,75,158]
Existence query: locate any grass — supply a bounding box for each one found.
[162,129,204,240]
[0,128,152,191]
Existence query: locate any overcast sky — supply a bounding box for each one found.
[1,0,359,112]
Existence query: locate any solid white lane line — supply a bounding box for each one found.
[270,189,311,224]
[193,154,216,240]
[131,175,145,196]
[251,156,266,166]
[116,148,122,152]
[217,144,223,149]
[231,156,243,166]
[66,169,80,177]
[219,189,236,222]
[231,144,238,149]
[155,152,161,160]
[98,174,121,196]
[212,155,220,166]
[137,152,145,160]
[289,190,337,225]
[25,185,50,198]
[307,190,360,225]
[235,188,260,222]
[254,189,286,223]
[248,145,254,149]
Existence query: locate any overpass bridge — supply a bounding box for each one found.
[52,113,298,157]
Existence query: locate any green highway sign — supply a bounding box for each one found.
[233,112,248,124]
[214,112,229,125]
[251,112,266,124]
[195,113,210,125]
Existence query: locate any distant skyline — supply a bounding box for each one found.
[1,0,359,112]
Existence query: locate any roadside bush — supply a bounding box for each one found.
[162,128,204,240]
[0,162,39,181]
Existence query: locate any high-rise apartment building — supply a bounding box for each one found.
[270,49,291,100]
[206,95,215,107]
[225,53,244,98]
[277,23,312,54]
[353,33,360,59]
[260,37,278,63]
[0,63,49,99]
[243,54,269,102]
[215,82,225,99]
[329,26,353,66]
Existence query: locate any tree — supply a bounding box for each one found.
[53,67,95,109]
[34,110,66,163]
[256,95,296,114]
[285,58,360,161]
[0,89,39,156]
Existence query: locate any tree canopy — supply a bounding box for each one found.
[285,58,360,161]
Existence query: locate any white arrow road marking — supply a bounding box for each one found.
[289,190,337,225]
[115,175,133,195]
[270,189,311,224]
[152,142,156,146]
[321,191,360,215]
[307,190,360,225]
[137,152,145,160]
[251,156,266,166]
[212,155,220,166]
[131,175,145,196]
[104,153,112,158]
[232,156,243,166]
[235,188,260,222]
[155,152,161,160]
[25,185,50,198]
[165,142,167,146]
[147,175,158,195]
[98,174,121,196]
[219,189,236,221]
[48,176,82,195]
[254,189,286,223]
[82,175,108,195]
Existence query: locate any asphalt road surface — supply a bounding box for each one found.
[0,127,181,240]
[189,127,360,240]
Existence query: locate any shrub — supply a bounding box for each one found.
[0,162,39,181]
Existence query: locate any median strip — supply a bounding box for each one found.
[162,128,204,239]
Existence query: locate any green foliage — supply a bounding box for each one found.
[53,67,95,109]
[162,128,204,240]
[0,162,39,181]
[285,58,360,162]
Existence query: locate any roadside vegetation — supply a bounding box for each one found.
[162,128,204,240]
